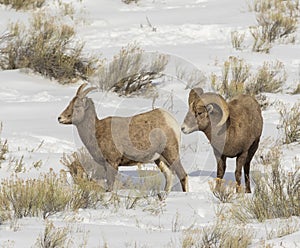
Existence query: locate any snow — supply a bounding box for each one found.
[0,0,300,247]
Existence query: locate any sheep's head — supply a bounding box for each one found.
[58,83,97,125]
[181,88,229,134]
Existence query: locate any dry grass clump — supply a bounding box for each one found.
[211,57,286,99]
[231,147,300,223]
[265,218,300,240]
[182,220,253,248]
[122,0,139,4]
[60,149,106,209]
[249,0,299,53]
[0,122,9,164]
[246,61,286,95]
[0,166,106,223]
[0,13,98,84]
[34,221,71,248]
[292,84,300,94]
[0,171,73,220]
[93,43,168,96]
[231,30,246,51]
[211,56,251,99]
[277,101,300,144]
[0,0,45,10]
[175,66,207,90]
[208,179,237,203]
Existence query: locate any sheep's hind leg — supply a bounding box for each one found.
[172,159,189,192]
[155,158,173,193]
[159,152,189,192]
[236,152,248,193]
[244,139,260,193]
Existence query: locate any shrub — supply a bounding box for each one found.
[175,66,207,89]
[231,31,245,50]
[208,179,237,203]
[292,84,300,94]
[211,57,286,98]
[231,148,300,222]
[34,221,71,248]
[211,56,251,99]
[0,0,45,10]
[249,0,299,53]
[122,0,139,4]
[93,43,168,96]
[182,220,253,248]
[60,149,106,209]
[0,13,98,84]
[278,101,300,144]
[0,122,8,164]
[246,61,286,95]
[0,171,74,219]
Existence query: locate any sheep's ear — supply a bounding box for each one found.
[206,104,214,114]
[188,88,204,106]
[82,98,89,109]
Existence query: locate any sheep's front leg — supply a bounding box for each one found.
[214,151,227,191]
[236,152,248,193]
[214,150,227,179]
[105,162,118,192]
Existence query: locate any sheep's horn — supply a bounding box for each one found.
[76,83,97,98]
[81,87,97,98]
[76,83,88,96]
[200,93,229,127]
[188,88,204,106]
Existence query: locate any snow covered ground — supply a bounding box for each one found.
[0,0,300,247]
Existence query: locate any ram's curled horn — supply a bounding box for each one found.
[76,83,97,98]
[188,88,204,106]
[200,93,230,127]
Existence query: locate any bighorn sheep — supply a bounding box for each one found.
[58,83,188,193]
[181,88,263,193]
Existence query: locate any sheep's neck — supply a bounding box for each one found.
[75,107,102,161]
[203,125,212,142]
[203,124,227,153]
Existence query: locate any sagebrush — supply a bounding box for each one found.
[183,220,253,248]
[34,221,71,248]
[0,0,45,10]
[278,101,300,144]
[0,122,9,164]
[0,13,98,84]
[93,43,168,96]
[249,0,299,53]
[211,57,286,99]
[231,146,300,222]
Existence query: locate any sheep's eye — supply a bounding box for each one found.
[196,112,206,118]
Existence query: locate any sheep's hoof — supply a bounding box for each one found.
[157,192,168,201]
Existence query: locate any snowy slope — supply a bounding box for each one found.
[0,0,300,247]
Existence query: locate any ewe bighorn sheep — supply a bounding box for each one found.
[181,88,263,193]
[58,83,188,192]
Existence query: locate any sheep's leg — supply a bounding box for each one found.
[155,158,173,193]
[236,152,248,193]
[214,150,227,179]
[159,151,189,192]
[172,160,189,192]
[214,151,227,191]
[244,139,260,193]
[105,162,118,192]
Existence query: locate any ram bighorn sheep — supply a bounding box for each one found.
[181,88,263,193]
[58,83,188,193]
